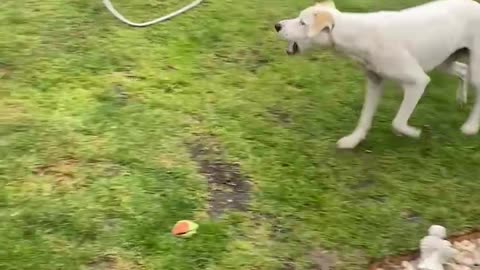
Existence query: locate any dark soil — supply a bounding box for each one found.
[188,136,251,219]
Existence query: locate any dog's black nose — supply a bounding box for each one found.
[274,23,282,32]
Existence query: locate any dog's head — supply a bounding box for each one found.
[275,1,337,55]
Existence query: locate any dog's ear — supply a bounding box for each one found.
[307,11,334,38]
[316,0,336,9]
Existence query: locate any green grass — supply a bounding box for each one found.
[2,0,480,269]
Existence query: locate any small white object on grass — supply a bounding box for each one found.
[418,225,458,270]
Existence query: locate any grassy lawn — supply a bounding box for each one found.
[2,0,480,269]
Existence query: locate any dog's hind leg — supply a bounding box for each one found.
[375,49,430,138]
[337,71,384,149]
[393,70,430,138]
[380,51,431,138]
[461,43,480,135]
[438,61,469,105]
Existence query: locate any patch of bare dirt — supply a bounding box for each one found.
[33,158,79,188]
[33,159,125,190]
[369,229,480,270]
[188,136,251,219]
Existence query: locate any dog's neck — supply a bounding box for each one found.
[329,12,379,66]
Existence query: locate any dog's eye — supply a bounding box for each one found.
[299,20,306,26]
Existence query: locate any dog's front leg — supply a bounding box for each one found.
[337,71,383,149]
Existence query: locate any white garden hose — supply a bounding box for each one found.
[102,0,203,27]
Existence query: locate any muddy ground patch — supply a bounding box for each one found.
[188,136,251,219]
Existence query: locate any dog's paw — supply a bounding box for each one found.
[393,124,422,138]
[461,122,479,136]
[336,135,362,149]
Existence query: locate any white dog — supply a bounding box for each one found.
[275,0,480,149]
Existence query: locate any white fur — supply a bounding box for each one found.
[276,0,480,149]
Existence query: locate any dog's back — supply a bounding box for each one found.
[366,0,480,70]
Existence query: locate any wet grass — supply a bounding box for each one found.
[1,0,480,269]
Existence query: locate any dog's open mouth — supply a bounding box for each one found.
[286,42,300,55]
